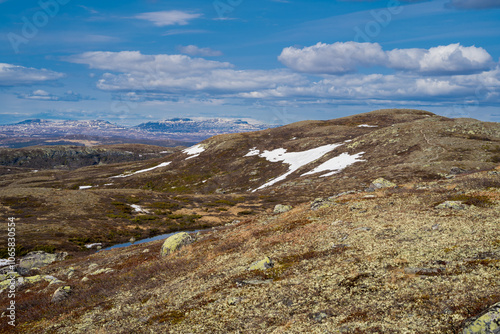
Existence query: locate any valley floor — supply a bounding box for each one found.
[3,169,499,333]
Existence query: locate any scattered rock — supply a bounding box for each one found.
[90,268,114,276]
[273,204,292,214]
[87,263,99,272]
[81,277,89,282]
[248,256,273,270]
[129,237,136,243]
[370,178,397,190]
[435,201,468,210]
[310,198,336,211]
[236,279,273,286]
[51,286,71,303]
[227,297,243,305]
[160,232,194,257]
[66,267,75,279]
[462,301,500,334]
[18,251,67,276]
[450,167,467,175]
[143,249,150,253]
[309,311,330,323]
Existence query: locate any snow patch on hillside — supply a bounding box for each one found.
[358,124,378,128]
[302,152,365,177]
[130,204,149,213]
[249,144,343,191]
[183,144,205,160]
[111,162,171,178]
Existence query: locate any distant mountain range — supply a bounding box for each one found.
[0,118,274,148]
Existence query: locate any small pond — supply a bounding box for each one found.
[99,229,204,252]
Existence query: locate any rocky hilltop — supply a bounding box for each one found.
[0,109,498,333]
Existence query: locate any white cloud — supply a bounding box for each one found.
[279,42,495,75]
[388,44,494,75]
[177,45,222,57]
[135,10,202,26]
[240,67,500,103]
[66,51,304,93]
[278,42,386,74]
[18,89,93,102]
[0,63,64,86]
[66,51,231,74]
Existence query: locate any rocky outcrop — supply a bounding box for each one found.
[248,257,274,270]
[462,301,500,333]
[435,201,468,210]
[273,204,292,214]
[369,178,397,190]
[160,232,194,257]
[18,251,67,275]
[51,286,71,303]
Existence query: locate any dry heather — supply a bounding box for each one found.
[4,169,499,333]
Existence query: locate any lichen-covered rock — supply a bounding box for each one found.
[436,201,468,210]
[18,251,67,276]
[90,268,114,276]
[462,301,500,333]
[160,232,194,257]
[51,286,71,303]
[274,204,292,214]
[370,178,397,189]
[248,257,274,270]
[310,198,336,211]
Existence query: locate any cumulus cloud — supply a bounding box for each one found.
[279,42,495,75]
[278,42,386,74]
[135,10,202,26]
[387,44,494,75]
[447,0,500,9]
[177,45,223,57]
[17,90,93,102]
[0,63,64,86]
[66,51,304,93]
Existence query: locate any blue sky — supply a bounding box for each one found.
[0,0,499,126]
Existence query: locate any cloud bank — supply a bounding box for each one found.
[278,42,494,75]
[0,63,64,86]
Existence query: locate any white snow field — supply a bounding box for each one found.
[183,144,205,160]
[246,144,365,191]
[301,152,365,177]
[111,162,171,178]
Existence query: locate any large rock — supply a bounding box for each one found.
[462,301,500,333]
[370,178,397,190]
[435,201,468,210]
[160,232,194,257]
[18,251,67,276]
[51,286,71,303]
[248,257,274,270]
[274,204,292,214]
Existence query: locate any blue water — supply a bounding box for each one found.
[99,229,203,252]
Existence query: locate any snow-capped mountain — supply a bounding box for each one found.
[133,117,272,134]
